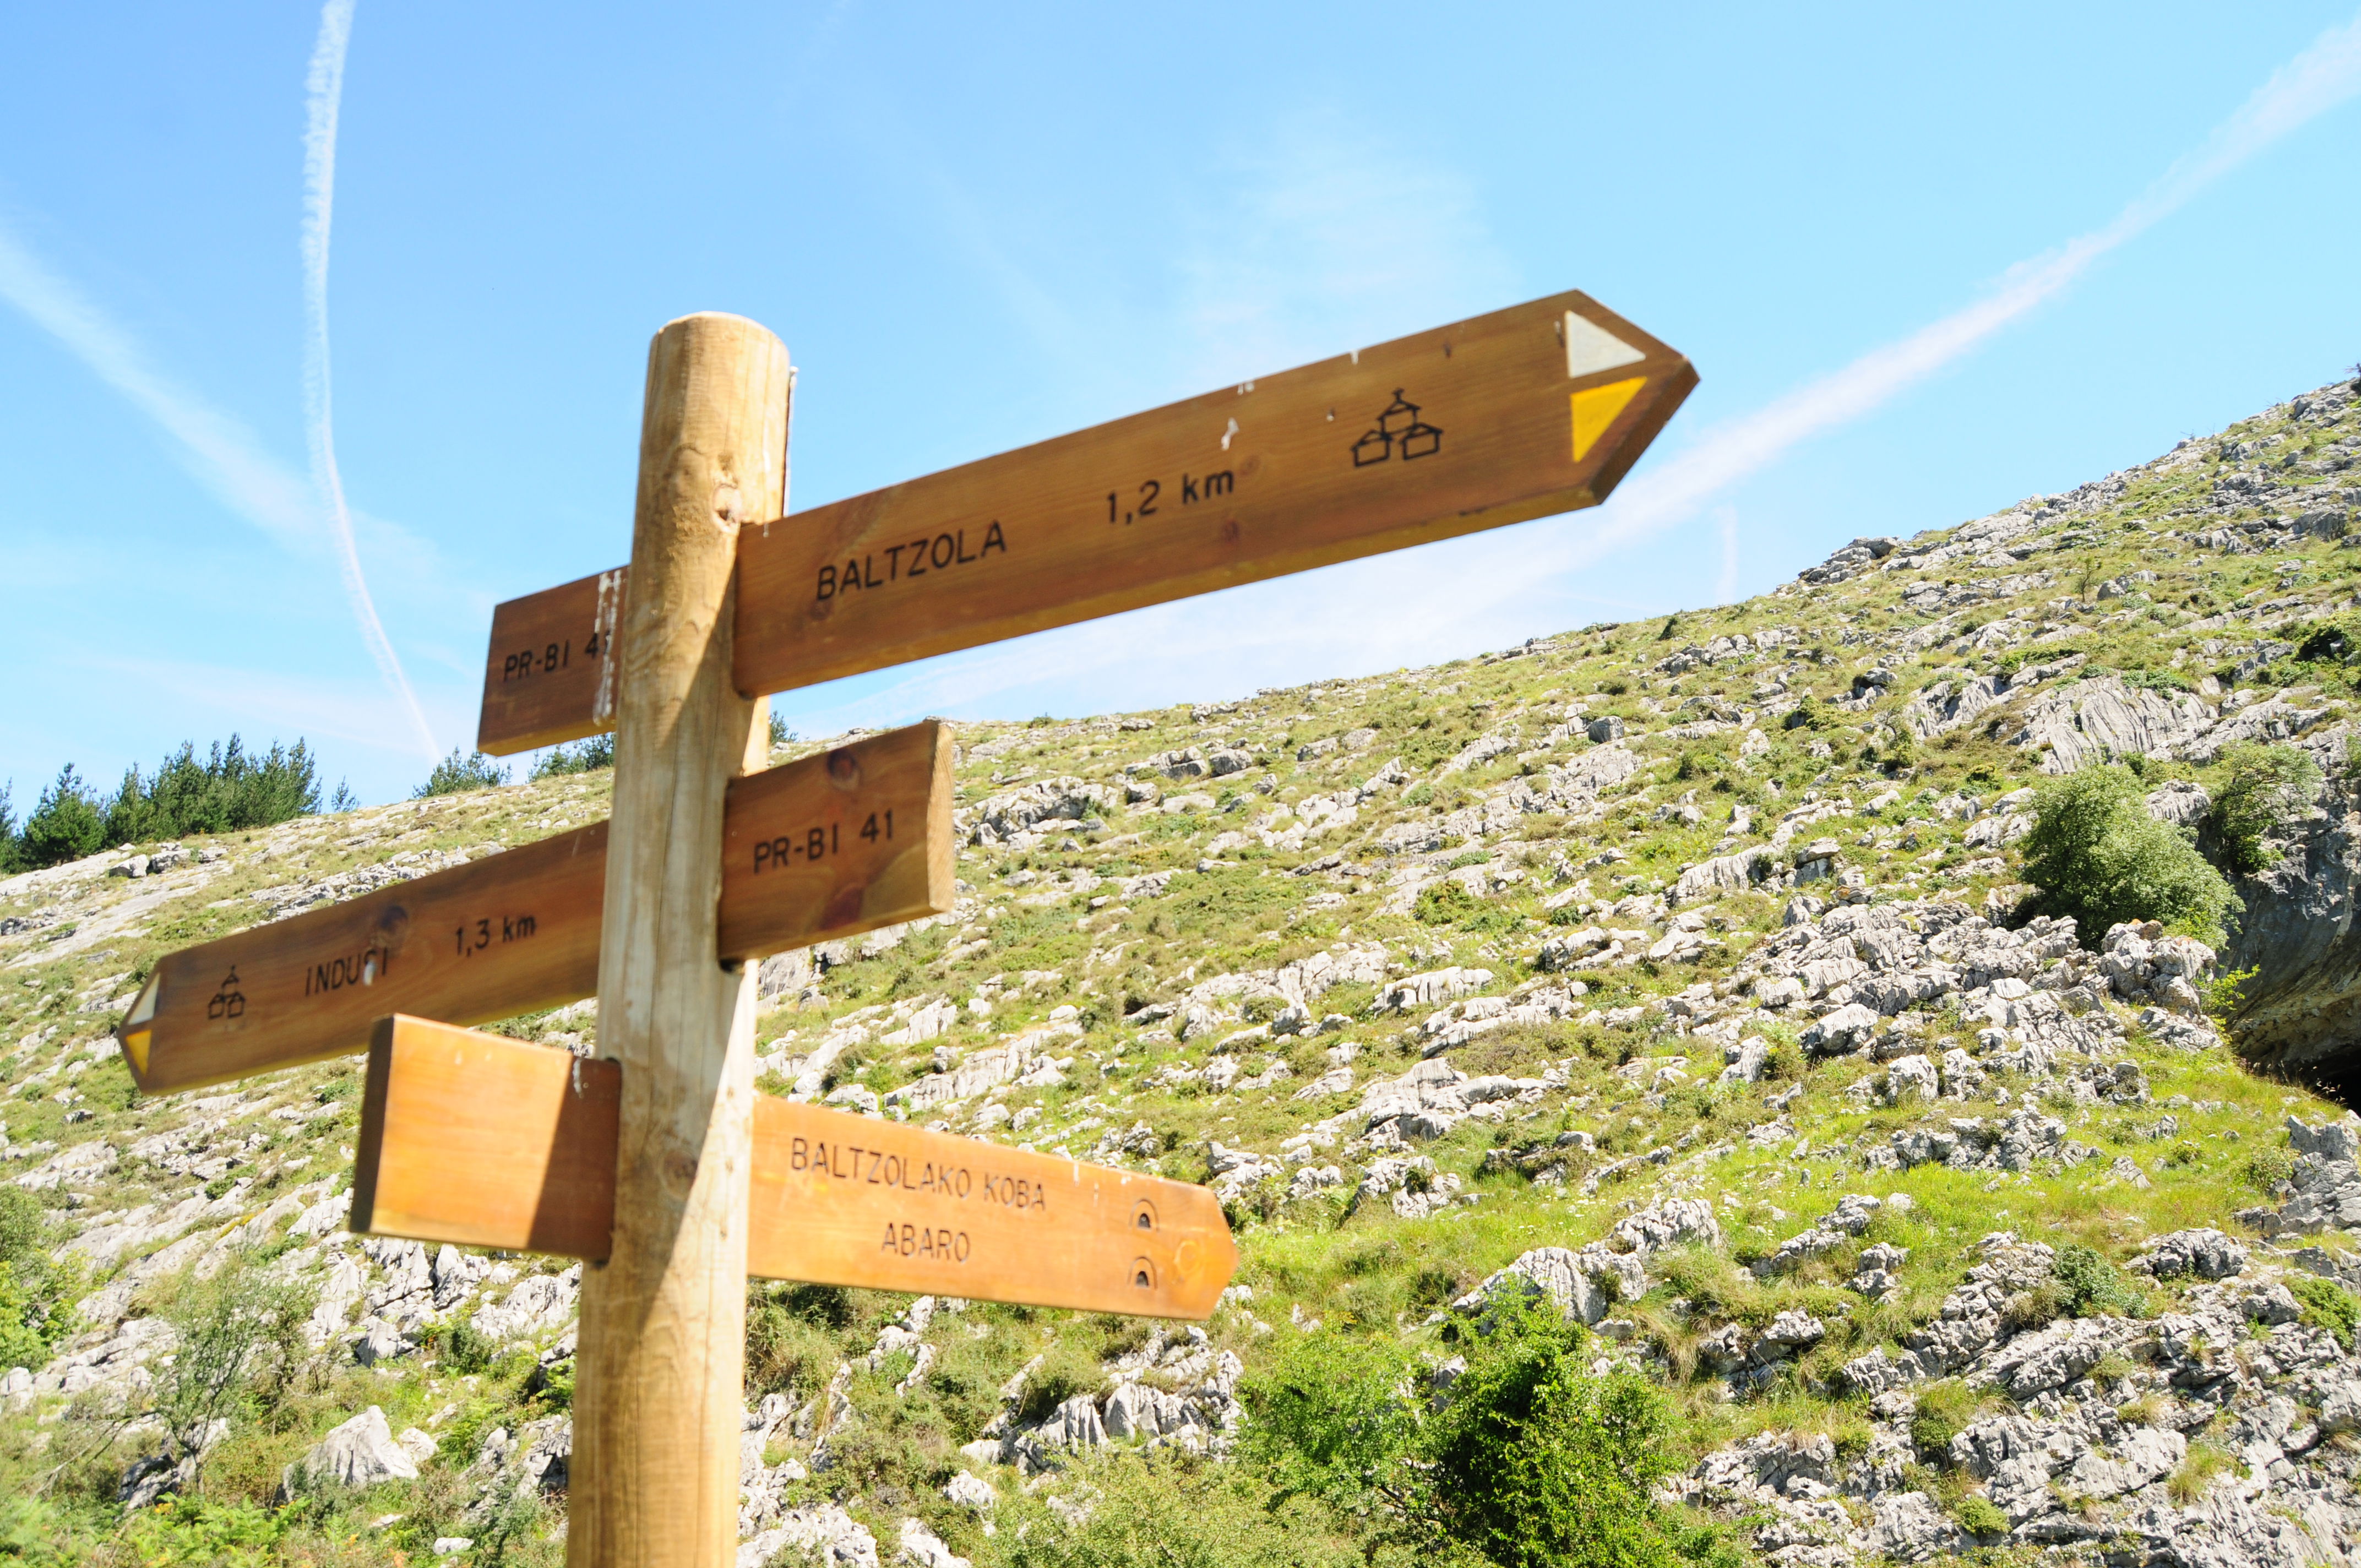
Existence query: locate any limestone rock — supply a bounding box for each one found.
[285,1406,419,1493]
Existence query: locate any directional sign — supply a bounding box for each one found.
[117,721,954,1095]
[352,1016,1237,1320]
[477,291,1694,754]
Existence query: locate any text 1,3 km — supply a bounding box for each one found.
[454,914,538,958]
[752,812,894,874]
[499,631,604,684]
[1106,468,1234,526]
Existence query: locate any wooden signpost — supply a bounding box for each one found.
[475,291,1695,756]
[116,721,954,1094]
[118,292,1693,1568]
[352,1016,1233,1317]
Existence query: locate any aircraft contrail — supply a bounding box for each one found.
[1554,8,2361,573]
[304,0,439,763]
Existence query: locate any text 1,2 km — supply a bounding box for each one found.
[499,631,603,684]
[752,812,895,875]
[1106,468,1234,526]
[454,914,538,958]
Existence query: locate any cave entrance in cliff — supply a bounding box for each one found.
[2276,1050,2361,1113]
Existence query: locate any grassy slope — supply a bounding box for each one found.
[1,380,2358,1561]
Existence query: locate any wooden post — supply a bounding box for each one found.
[570,314,791,1568]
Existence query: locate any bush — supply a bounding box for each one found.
[2206,742,2322,874]
[1417,1321,1701,1568]
[2052,1243,2140,1317]
[991,1454,1356,1568]
[1909,1380,1977,1461]
[2020,764,2239,945]
[1412,880,1516,935]
[0,1188,77,1370]
[151,1250,317,1476]
[415,748,510,798]
[1243,1302,1740,1568]
[2288,1273,2360,1349]
[1953,1495,2009,1537]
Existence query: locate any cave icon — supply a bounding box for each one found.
[1352,389,1443,466]
[208,966,246,1021]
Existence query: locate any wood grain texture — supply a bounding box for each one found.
[351,1015,620,1257]
[717,720,955,959]
[115,721,952,1096]
[477,568,625,755]
[117,825,608,1095]
[737,291,1691,692]
[569,312,790,1568]
[745,1099,1235,1320]
[347,1019,1237,1320]
[474,291,1694,754]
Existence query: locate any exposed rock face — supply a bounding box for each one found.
[13,374,2361,1565]
[2219,748,2361,1082]
[284,1406,420,1492]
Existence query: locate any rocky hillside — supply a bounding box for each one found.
[6,374,2361,1565]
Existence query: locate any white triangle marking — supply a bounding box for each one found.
[1565,311,1646,379]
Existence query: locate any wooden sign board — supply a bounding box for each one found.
[477,291,1694,754]
[117,721,954,1095]
[353,1016,1237,1320]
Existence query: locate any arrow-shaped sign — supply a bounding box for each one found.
[353,1016,1237,1320]
[119,721,954,1093]
[477,292,1694,754]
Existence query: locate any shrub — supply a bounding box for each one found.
[2053,1243,2140,1317]
[2202,964,2258,1022]
[991,1454,1357,1568]
[2124,667,2194,694]
[1412,881,1515,935]
[0,1188,77,1371]
[1014,1336,1105,1426]
[1243,1302,1740,1568]
[2206,742,2322,874]
[2020,764,2239,945]
[1909,1379,1977,1461]
[1953,1495,2009,1537]
[151,1250,317,1479]
[415,748,510,798]
[2288,1274,2360,1349]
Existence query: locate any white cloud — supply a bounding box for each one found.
[0,222,321,554]
[1172,106,1522,390]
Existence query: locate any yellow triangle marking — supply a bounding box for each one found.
[119,972,160,1084]
[1571,377,1646,462]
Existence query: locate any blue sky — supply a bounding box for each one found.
[3,3,2359,807]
